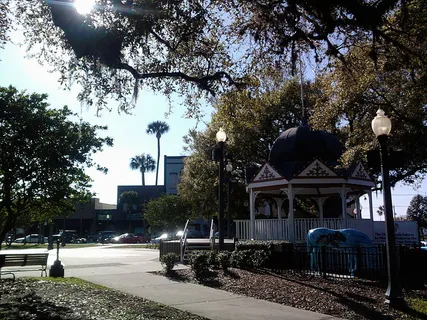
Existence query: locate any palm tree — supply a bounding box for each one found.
[146,121,170,185]
[130,154,156,186]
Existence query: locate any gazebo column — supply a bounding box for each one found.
[315,197,327,223]
[274,198,285,220]
[287,184,295,242]
[368,190,374,237]
[356,194,361,219]
[249,189,256,239]
[274,197,285,240]
[339,185,348,228]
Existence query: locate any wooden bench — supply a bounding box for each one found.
[0,253,49,280]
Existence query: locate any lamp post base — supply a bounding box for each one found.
[385,296,406,309]
[49,259,65,278]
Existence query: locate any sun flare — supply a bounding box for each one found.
[74,0,96,15]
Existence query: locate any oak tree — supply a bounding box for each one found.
[5,0,420,114]
[0,86,113,245]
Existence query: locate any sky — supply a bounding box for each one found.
[0,31,210,205]
[1,28,427,220]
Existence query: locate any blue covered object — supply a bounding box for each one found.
[307,228,375,275]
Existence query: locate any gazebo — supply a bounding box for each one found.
[235,122,376,242]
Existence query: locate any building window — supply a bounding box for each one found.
[170,172,178,192]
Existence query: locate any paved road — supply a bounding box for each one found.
[2,245,165,276]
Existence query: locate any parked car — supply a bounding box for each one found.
[86,234,99,243]
[110,233,145,244]
[15,234,48,243]
[97,231,118,243]
[176,230,205,239]
[151,233,169,244]
[52,230,78,244]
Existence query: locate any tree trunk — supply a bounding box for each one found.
[141,170,145,186]
[156,137,160,185]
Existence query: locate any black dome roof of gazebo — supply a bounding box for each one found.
[268,123,344,179]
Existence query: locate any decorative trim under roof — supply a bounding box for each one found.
[297,160,337,178]
[351,163,371,180]
[252,163,282,182]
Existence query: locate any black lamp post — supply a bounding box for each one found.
[371,109,404,307]
[226,159,233,239]
[214,128,227,251]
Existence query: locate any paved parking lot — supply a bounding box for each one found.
[1,245,166,278]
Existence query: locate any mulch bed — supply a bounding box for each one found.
[0,278,208,320]
[158,268,427,320]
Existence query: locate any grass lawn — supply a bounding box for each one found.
[0,243,100,250]
[408,298,427,315]
[112,243,160,249]
[1,243,160,250]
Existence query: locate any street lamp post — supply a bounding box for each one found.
[215,128,227,251]
[371,109,404,307]
[226,160,233,239]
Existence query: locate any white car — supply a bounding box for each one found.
[151,233,169,244]
[15,234,48,243]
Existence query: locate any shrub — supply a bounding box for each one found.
[235,240,272,252]
[230,250,254,269]
[207,250,219,269]
[188,251,210,278]
[217,252,231,271]
[230,249,271,269]
[253,249,270,268]
[160,253,180,273]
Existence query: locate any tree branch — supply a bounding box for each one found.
[115,62,244,95]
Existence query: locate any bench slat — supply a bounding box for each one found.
[0,253,49,276]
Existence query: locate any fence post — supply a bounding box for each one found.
[321,246,327,279]
[159,240,163,260]
[356,246,362,277]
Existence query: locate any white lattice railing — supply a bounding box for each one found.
[235,220,251,240]
[236,218,374,241]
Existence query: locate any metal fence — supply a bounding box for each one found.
[159,240,180,258]
[267,244,427,282]
[284,245,389,279]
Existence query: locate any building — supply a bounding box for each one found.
[164,155,185,194]
[52,198,116,237]
[49,155,211,237]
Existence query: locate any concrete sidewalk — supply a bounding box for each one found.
[79,270,344,320]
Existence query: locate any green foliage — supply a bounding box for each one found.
[206,250,219,269]
[311,0,427,186]
[159,253,180,273]
[188,250,210,279]
[0,86,112,241]
[406,195,427,230]
[8,0,415,116]
[0,1,10,52]
[146,121,170,186]
[408,298,427,316]
[145,195,193,231]
[232,240,281,269]
[179,79,308,218]
[129,154,156,186]
[252,249,270,268]
[119,191,141,214]
[230,250,253,269]
[217,252,231,271]
[235,241,272,252]
[230,249,270,269]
